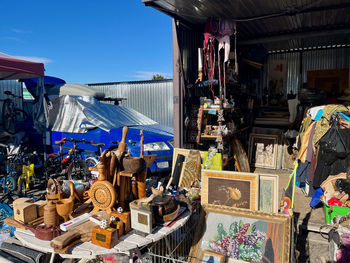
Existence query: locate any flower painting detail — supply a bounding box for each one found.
[208,221,266,261]
[200,213,283,263]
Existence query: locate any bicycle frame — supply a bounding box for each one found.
[18,163,35,190]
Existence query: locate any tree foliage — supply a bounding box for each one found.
[152,74,165,80]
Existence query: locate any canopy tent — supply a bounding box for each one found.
[46,83,105,99]
[0,52,44,80]
[22,76,66,101]
[0,52,47,134]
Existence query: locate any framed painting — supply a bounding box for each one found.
[189,204,291,263]
[259,174,279,213]
[201,170,259,210]
[248,134,278,169]
[200,250,225,263]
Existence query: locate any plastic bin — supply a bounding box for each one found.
[323,203,350,224]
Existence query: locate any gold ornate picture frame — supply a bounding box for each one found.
[201,170,259,210]
[189,204,291,263]
[248,133,278,169]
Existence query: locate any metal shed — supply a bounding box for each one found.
[143,0,350,147]
[87,79,173,128]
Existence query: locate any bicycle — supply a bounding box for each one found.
[17,152,40,196]
[1,90,29,134]
[65,138,90,181]
[84,141,106,168]
[44,138,89,181]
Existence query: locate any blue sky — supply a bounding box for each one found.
[0,1,173,84]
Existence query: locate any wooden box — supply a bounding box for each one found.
[14,202,37,224]
[91,226,118,249]
[13,197,34,207]
[110,211,131,234]
[34,200,47,217]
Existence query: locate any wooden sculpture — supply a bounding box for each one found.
[56,181,75,222]
[87,150,117,213]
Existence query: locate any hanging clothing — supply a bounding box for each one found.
[312,104,350,149]
[297,122,316,163]
[313,126,350,188]
[296,116,312,150]
[288,98,300,123]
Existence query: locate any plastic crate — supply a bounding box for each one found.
[323,203,350,224]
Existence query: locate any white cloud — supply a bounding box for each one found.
[133,71,171,80]
[14,56,53,64]
[12,28,32,34]
[3,36,23,43]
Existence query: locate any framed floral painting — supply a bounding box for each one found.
[189,204,291,263]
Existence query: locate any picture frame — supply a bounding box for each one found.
[200,250,225,263]
[170,148,204,188]
[201,170,259,210]
[259,174,279,213]
[171,148,205,176]
[189,204,291,263]
[248,134,278,169]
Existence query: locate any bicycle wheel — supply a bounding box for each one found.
[2,99,16,134]
[3,176,17,191]
[44,155,61,178]
[85,157,99,167]
[85,157,99,181]
[67,159,89,181]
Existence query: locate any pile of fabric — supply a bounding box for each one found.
[320,173,350,208]
[295,104,350,201]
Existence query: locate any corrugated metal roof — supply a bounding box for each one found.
[144,0,350,50]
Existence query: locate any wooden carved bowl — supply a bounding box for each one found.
[56,199,74,222]
[122,157,145,173]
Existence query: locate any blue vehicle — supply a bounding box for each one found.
[49,95,173,174]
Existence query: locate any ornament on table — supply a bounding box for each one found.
[217,109,225,122]
[100,219,108,230]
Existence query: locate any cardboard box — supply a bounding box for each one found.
[91,226,118,249]
[14,202,37,224]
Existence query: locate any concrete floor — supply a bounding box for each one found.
[255,168,331,263]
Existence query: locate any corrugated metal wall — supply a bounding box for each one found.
[302,48,350,83]
[267,52,300,95]
[87,80,173,128]
[266,48,350,95]
[0,80,23,123]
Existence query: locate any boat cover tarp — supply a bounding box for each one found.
[49,95,157,133]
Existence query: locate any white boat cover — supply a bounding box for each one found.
[48,95,157,133]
